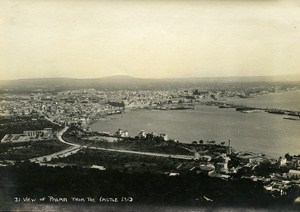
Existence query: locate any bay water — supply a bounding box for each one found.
[90,91,300,158]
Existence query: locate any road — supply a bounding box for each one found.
[56,127,80,147]
[28,127,80,163]
[30,107,62,127]
[57,127,194,160]
[29,146,81,163]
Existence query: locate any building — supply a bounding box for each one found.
[1,134,12,143]
[194,152,200,160]
[115,129,128,137]
[159,133,168,141]
[292,156,300,168]
[215,162,229,173]
[196,155,212,162]
[138,130,146,138]
[288,170,300,179]
[123,130,129,137]
[226,140,232,155]
[23,130,43,138]
[91,165,106,171]
[236,152,264,164]
[146,132,157,140]
[23,128,53,138]
[199,164,215,173]
[43,128,53,137]
[169,172,180,176]
[115,129,123,137]
[278,157,287,166]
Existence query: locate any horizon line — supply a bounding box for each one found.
[1,73,300,82]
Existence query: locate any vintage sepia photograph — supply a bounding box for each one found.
[0,0,300,211]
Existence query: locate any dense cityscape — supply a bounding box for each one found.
[1,82,299,127]
[0,80,300,210]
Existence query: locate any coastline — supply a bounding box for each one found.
[223,89,300,111]
[88,90,300,158]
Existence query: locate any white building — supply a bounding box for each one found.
[278,157,287,166]
[288,170,300,179]
[159,133,168,141]
[91,165,106,171]
[115,129,129,137]
[23,128,53,138]
[138,130,146,138]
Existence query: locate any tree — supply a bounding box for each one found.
[284,153,293,161]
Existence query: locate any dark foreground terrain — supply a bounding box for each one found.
[0,162,299,211]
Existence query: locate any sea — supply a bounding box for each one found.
[223,90,300,111]
[90,90,300,158]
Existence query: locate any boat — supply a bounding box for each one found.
[236,107,252,111]
[283,116,300,121]
[219,104,234,109]
[241,109,263,113]
[267,109,285,115]
[238,94,250,98]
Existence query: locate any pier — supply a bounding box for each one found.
[209,102,300,117]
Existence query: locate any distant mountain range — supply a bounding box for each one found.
[0,74,300,92]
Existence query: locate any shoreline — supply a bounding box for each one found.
[88,90,300,158]
[222,89,300,111]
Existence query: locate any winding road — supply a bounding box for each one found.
[57,127,194,160]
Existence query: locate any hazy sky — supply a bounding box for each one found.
[0,0,300,80]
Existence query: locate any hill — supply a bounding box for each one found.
[0,74,300,92]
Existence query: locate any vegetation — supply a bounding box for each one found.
[65,126,229,157]
[0,163,298,209]
[0,115,61,140]
[0,140,68,161]
[64,128,193,155]
[51,148,185,173]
